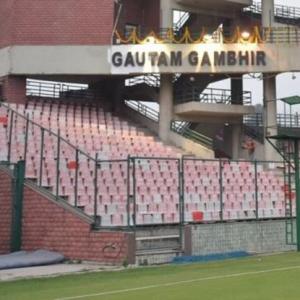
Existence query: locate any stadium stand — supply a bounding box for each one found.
[0,98,289,227]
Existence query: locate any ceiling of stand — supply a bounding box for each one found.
[176,0,251,12]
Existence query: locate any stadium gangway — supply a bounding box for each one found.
[124,100,213,148]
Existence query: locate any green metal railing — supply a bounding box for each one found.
[244,113,300,129]
[124,100,213,148]
[0,100,101,225]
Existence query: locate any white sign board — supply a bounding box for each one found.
[109,43,294,74]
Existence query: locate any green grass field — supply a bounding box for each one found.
[1,252,300,300]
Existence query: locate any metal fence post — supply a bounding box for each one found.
[179,157,184,247]
[294,141,300,251]
[23,117,29,163]
[10,161,25,252]
[132,157,136,227]
[219,159,223,221]
[254,160,259,219]
[127,155,131,228]
[56,130,61,199]
[7,110,14,163]
[74,149,79,207]
[94,153,99,228]
[39,128,45,187]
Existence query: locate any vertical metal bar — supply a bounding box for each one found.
[294,141,300,251]
[56,130,61,199]
[132,157,136,227]
[39,128,45,187]
[179,158,184,248]
[127,155,131,228]
[23,117,29,162]
[94,154,99,227]
[10,161,25,252]
[254,160,259,219]
[219,159,223,221]
[7,110,14,163]
[74,149,79,207]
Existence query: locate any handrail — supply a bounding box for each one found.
[126,74,160,88]
[124,100,213,148]
[0,100,97,163]
[175,87,252,105]
[174,12,190,31]
[26,79,93,100]
[244,113,300,128]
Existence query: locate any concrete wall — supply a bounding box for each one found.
[0,168,13,254]
[21,182,135,265]
[185,220,296,256]
[169,131,214,158]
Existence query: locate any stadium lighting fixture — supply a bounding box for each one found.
[241,31,250,41]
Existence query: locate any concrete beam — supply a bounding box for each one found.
[0,44,300,76]
[174,102,255,120]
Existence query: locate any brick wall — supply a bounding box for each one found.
[117,0,160,31]
[1,76,26,104]
[22,184,135,264]
[0,168,13,254]
[0,0,115,47]
[0,0,12,48]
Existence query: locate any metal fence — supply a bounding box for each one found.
[244,1,300,21]
[26,79,92,100]
[0,100,295,230]
[175,87,252,105]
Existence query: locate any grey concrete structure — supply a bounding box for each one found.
[185,220,296,256]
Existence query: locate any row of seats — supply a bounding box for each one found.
[0,99,294,226]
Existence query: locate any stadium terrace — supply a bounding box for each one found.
[111,50,267,67]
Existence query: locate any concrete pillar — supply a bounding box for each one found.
[159,74,173,142]
[231,77,243,105]
[160,0,173,28]
[263,75,278,160]
[262,0,275,27]
[231,122,242,159]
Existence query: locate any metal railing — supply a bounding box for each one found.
[0,100,102,226]
[277,113,300,128]
[124,100,213,148]
[244,2,300,21]
[0,100,292,228]
[244,113,300,129]
[174,12,190,31]
[26,79,93,100]
[126,75,160,88]
[175,87,252,105]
